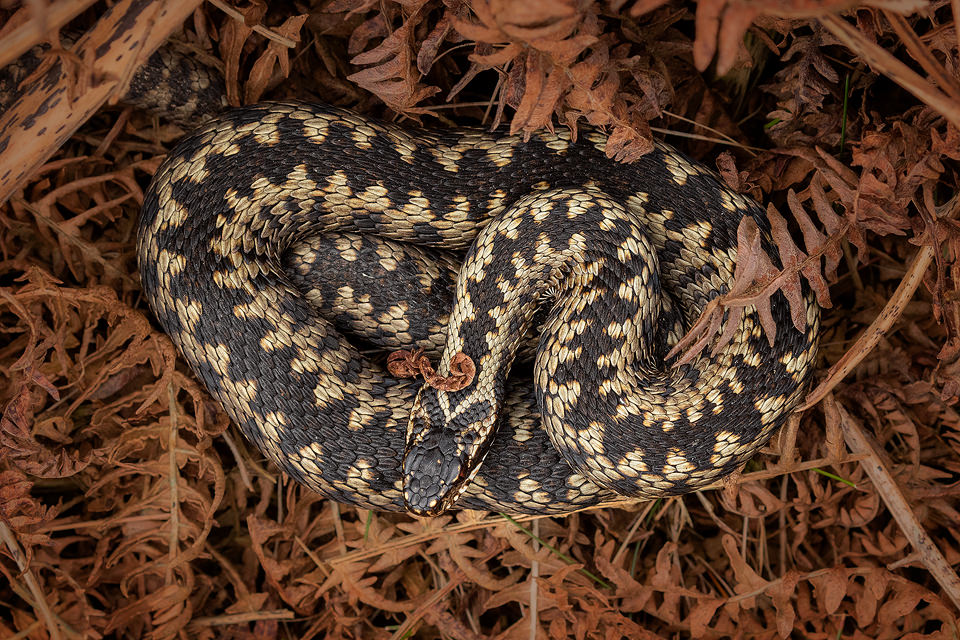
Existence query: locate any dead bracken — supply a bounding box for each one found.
[1,1,959,638]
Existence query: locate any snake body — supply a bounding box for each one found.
[137,101,819,514]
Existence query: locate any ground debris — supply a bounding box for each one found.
[1,1,959,638]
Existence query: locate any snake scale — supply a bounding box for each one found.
[137,101,820,515]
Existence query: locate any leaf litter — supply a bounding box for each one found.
[1,0,960,638]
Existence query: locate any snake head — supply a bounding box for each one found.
[402,386,495,516]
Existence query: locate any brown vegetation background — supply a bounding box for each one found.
[1,0,959,638]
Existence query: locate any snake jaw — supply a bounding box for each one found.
[403,389,496,516]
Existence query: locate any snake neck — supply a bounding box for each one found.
[402,186,664,515]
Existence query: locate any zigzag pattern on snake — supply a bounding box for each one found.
[136,101,820,515]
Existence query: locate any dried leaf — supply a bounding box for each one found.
[244,14,308,103]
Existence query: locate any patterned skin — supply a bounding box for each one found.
[137,101,819,515]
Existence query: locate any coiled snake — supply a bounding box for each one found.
[137,101,819,515]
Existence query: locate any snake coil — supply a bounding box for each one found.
[137,101,819,515]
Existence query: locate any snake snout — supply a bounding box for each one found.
[402,424,471,516]
[403,392,495,516]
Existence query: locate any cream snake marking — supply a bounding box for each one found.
[136,101,820,515]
